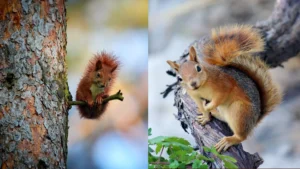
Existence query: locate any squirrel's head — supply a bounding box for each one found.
[93,60,118,89]
[167,46,207,90]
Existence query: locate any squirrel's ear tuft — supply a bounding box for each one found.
[189,46,198,63]
[167,60,179,72]
[96,60,102,70]
[111,65,118,73]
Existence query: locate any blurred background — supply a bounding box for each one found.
[66,0,147,168]
[149,0,300,168]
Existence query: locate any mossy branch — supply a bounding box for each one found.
[68,90,124,106]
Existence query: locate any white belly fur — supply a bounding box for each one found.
[90,84,104,100]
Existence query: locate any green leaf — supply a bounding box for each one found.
[166,147,172,155]
[161,142,193,152]
[156,144,163,154]
[197,154,214,162]
[224,161,238,169]
[164,137,191,146]
[148,153,157,162]
[171,144,192,153]
[192,159,202,169]
[203,146,211,152]
[220,155,237,163]
[148,130,234,169]
[148,164,155,169]
[169,150,189,163]
[148,128,152,136]
[199,164,209,169]
[192,159,209,169]
[186,151,198,163]
[191,151,197,156]
[210,146,220,156]
[158,156,168,162]
[162,165,170,169]
[149,146,154,153]
[149,136,168,145]
[169,160,179,169]
[178,163,186,169]
[148,153,157,163]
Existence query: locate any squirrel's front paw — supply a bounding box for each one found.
[102,94,109,99]
[197,115,211,125]
[95,96,103,105]
[204,104,215,113]
[87,99,94,107]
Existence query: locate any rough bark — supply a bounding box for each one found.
[0,1,69,168]
[163,0,300,168]
[255,0,300,67]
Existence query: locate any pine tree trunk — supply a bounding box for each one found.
[0,1,69,168]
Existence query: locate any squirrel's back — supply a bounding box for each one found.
[202,25,282,122]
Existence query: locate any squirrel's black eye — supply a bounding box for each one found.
[195,65,201,72]
[178,76,183,82]
[97,73,101,78]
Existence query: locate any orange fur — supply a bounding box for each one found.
[76,52,119,119]
[204,25,264,66]
[167,25,282,152]
[203,25,281,123]
[227,55,282,122]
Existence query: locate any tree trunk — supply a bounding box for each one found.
[0,1,69,168]
[163,0,300,168]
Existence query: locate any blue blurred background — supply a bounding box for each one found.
[66,0,148,168]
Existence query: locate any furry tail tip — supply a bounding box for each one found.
[203,25,264,66]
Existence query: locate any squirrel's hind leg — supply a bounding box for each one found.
[215,101,251,152]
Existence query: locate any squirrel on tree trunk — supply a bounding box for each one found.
[167,25,282,152]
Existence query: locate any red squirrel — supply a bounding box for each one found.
[167,25,282,152]
[76,52,119,119]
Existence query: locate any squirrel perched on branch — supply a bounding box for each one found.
[76,52,120,119]
[167,25,282,152]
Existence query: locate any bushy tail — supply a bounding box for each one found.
[203,25,264,66]
[229,55,281,122]
[203,25,282,122]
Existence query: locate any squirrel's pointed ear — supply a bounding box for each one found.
[189,46,198,63]
[96,60,102,70]
[111,65,118,73]
[167,60,179,72]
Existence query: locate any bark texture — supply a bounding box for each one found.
[0,0,69,168]
[255,0,300,67]
[164,0,300,168]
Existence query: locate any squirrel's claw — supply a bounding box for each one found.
[197,115,211,125]
[87,99,94,107]
[95,96,103,105]
[102,94,109,99]
[215,137,233,153]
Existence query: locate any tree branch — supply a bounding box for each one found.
[255,0,300,67]
[68,90,124,106]
[165,0,300,168]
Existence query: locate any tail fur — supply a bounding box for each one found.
[203,25,282,122]
[203,25,264,66]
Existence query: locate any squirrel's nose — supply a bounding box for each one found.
[191,82,197,87]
